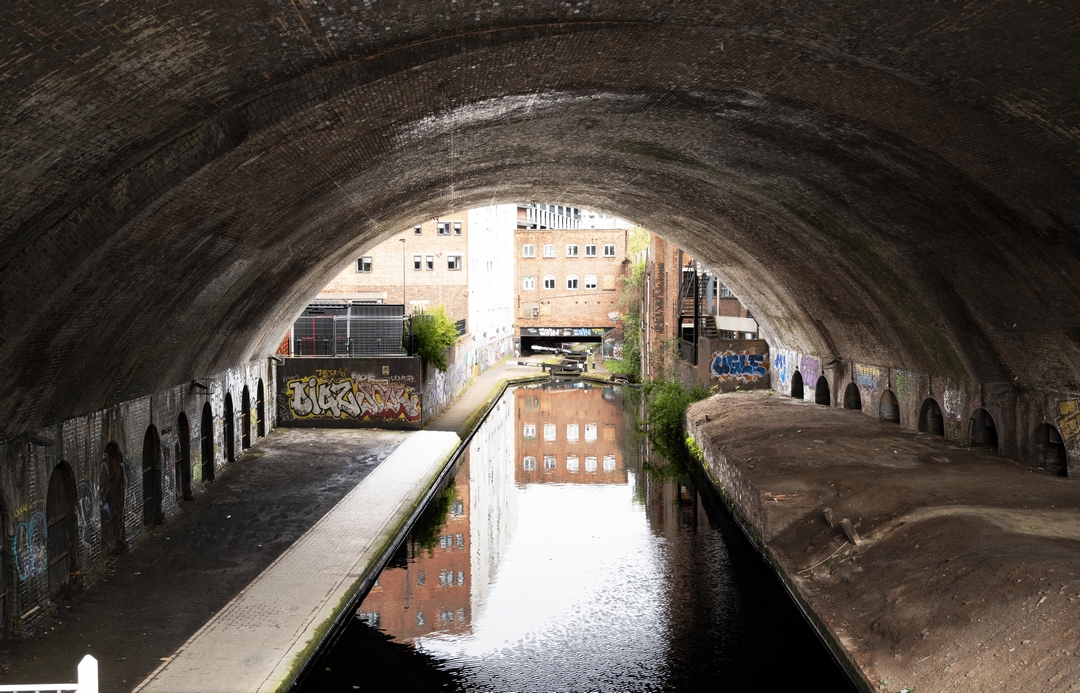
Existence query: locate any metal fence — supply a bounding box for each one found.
[292,315,411,357]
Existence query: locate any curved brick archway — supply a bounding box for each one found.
[2,4,1080,436]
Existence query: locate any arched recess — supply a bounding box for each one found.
[969,409,998,449]
[200,402,215,482]
[256,379,266,438]
[814,375,831,406]
[843,383,862,410]
[223,394,235,463]
[0,499,9,633]
[790,371,804,400]
[46,463,78,598]
[879,390,900,423]
[176,413,193,501]
[918,399,945,436]
[100,442,126,556]
[241,385,251,450]
[142,425,163,526]
[1032,424,1067,476]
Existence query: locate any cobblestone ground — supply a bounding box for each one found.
[0,428,410,691]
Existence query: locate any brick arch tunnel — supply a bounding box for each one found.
[3,5,1080,442]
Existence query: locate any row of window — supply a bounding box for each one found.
[414,221,462,235]
[522,454,617,472]
[356,255,463,272]
[413,569,466,587]
[522,422,610,442]
[521,244,617,258]
[359,608,468,630]
[523,274,598,290]
[439,533,466,549]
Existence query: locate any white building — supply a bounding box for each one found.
[466,204,517,370]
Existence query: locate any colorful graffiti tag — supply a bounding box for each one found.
[1057,400,1080,441]
[942,387,963,421]
[286,376,420,423]
[773,353,788,385]
[799,356,820,387]
[854,364,879,390]
[711,351,768,381]
[894,369,917,399]
[14,512,47,580]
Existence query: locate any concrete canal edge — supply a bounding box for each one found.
[685,417,876,693]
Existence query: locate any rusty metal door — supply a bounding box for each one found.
[46,465,76,598]
[201,402,215,482]
[100,443,125,556]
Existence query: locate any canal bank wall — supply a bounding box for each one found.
[686,392,1080,693]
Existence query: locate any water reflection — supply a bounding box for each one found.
[301,383,852,692]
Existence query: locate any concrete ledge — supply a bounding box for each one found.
[687,392,1080,693]
[133,430,460,693]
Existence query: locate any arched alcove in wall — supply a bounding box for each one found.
[241,385,251,450]
[1031,424,1067,476]
[201,402,215,482]
[790,371,805,401]
[46,463,78,598]
[879,390,900,424]
[918,399,945,436]
[814,376,831,406]
[142,425,163,526]
[843,383,862,411]
[969,409,999,450]
[224,394,235,464]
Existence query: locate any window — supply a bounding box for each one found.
[603,455,616,472]
[532,306,539,318]
[584,274,597,290]
[356,256,372,273]
[566,275,578,289]
[417,571,425,586]
[414,225,422,235]
[453,221,462,235]
[544,455,557,470]
[522,244,535,258]
[414,255,422,270]
[585,456,598,473]
[426,255,434,270]
[543,244,556,258]
[543,275,555,290]
[567,455,580,472]
[448,254,462,271]
[523,275,535,290]
[603,244,616,257]
[437,222,450,235]
[358,612,381,627]
[585,244,597,257]
[523,423,536,439]
[566,244,578,257]
[566,423,579,442]
[719,283,735,298]
[416,612,425,626]
[456,533,464,548]
[585,423,597,442]
[523,455,536,471]
[457,570,465,585]
[544,423,556,441]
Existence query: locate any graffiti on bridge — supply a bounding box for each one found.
[854,365,879,390]
[943,387,963,421]
[1058,400,1080,441]
[287,376,421,423]
[799,356,820,387]
[711,351,768,381]
[14,512,47,580]
[773,353,788,385]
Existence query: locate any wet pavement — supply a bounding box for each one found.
[0,428,411,691]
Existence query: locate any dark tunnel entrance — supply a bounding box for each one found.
[201,401,215,482]
[969,409,998,450]
[918,398,945,436]
[142,425,163,526]
[1032,424,1067,476]
[879,390,900,424]
[46,463,78,598]
[790,371,804,400]
[224,394,236,463]
[843,383,862,410]
[814,375,831,406]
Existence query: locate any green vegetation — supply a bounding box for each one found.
[411,305,459,371]
[643,376,709,462]
[608,259,646,381]
[627,225,651,256]
[410,480,457,557]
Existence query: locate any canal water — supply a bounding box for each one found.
[299,382,854,692]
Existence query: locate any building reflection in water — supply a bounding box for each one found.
[355,383,639,647]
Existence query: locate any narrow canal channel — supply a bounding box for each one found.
[300,382,854,692]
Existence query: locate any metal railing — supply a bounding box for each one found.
[291,315,411,357]
[0,655,97,693]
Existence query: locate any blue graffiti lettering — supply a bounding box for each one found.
[773,353,788,385]
[712,352,768,381]
[14,512,47,581]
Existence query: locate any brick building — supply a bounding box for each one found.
[514,385,627,484]
[514,227,629,352]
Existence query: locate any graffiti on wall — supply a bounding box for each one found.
[894,369,917,399]
[942,387,963,421]
[286,375,420,423]
[854,365,879,390]
[799,356,820,387]
[773,353,788,385]
[1057,400,1080,441]
[711,351,768,381]
[13,512,47,580]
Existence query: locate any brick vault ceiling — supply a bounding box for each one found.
[1,4,1079,435]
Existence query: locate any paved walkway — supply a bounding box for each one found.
[134,430,459,693]
[425,356,547,435]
